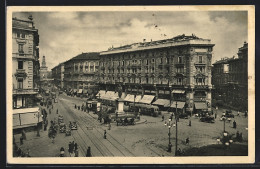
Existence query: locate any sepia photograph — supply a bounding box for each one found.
[6,5,255,164]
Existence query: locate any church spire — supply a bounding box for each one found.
[42,55,46,67]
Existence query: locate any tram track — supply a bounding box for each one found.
[59,96,136,157]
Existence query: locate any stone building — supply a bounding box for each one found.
[212,42,248,111]
[39,55,48,81]
[51,62,64,89]
[63,52,100,97]
[98,34,214,114]
[12,16,42,129]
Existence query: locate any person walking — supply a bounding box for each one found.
[188,119,191,127]
[162,115,164,121]
[75,104,77,109]
[74,142,78,152]
[86,146,91,157]
[20,135,23,145]
[68,142,73,156]
[104,130,107,139]
[233,120,237,129]
[186,137,189,145]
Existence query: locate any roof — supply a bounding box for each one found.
[64,52,100,64]
[12,17,37,31]
[213,57,234,65]
[101,34,214,55]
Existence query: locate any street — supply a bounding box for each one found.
[13,91,248,157]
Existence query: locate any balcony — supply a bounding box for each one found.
[194,63,206,66]
[15,69,27,78]
[194,85,208,89]
[13,88,38,95]
[194,97,207,102]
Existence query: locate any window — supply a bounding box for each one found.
[152,58,155,63]
[177,78,183,85]
[122,61,125,66]
[177,67,184,73]
[151,67,155,73]
[18,61,23,69]
[196,78,205,85]
[160,57,163,64]
[166,57,169,64]
[199,56,203,63]
[178,56,182,63]
[17,78,23,89]
[18,44,24,53]
[146,59,149,65]
[146,77,149,84]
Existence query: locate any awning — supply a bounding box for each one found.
[152,99,170,107]
[78,89,83,94]
[194,102,208,110]
[172,90,185,94]
[102,91,118,101]
[126,95,142,103]
[124,94,134,102]
[170,102,186,109]
[139,95,155,104]
[96,90,106,97]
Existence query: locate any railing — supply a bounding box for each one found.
[13,88,39,95]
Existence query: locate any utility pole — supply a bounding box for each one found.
[175,101,178,156]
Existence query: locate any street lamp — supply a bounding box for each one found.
[175,101,178,156]
[165,118,173,152]
[223,116,226,132]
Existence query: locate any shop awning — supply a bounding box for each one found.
[139,95,155,104]
[194,102,208,110]
[170,102,186,109]
[172,90,185,94]
[124,94,134,102]
[102,91,118,101]
[96,90,106,97]
[127,95,142,103]
[78,89,83,94]
[152,99,170,107]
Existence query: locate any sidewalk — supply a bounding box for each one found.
[13,101,84,157]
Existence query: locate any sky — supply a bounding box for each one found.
[13,11,248,70]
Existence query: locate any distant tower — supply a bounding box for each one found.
[40,55,48,81]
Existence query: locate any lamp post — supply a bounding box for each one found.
[165,118,173,152]
[175,101,178,156]
[223,116,226,132]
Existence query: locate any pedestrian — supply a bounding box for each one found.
[60,147,65,157]
[71,141,75,151]
[86,146,91,157]
[20,135,23,145]
[186,137,189,145]
[74,142,78,151]
[68,142,73,156]
[236,131,240,140]
[56,109,58,114]
[108,123,111,130]
[104,130,107,139]
[188,119,191,126]
[75,104,77,109]
[245,111,248,118]
[78,106,80,110]
[215,113,217,119]
[233,120,237,129]
[162,115,164,121]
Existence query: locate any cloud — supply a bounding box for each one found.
[12,11,247,70]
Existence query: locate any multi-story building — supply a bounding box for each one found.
[212,42,248,111]
[51,62,65,89]
[12,16,42,129]
[98,34,215,113]
[63,52,100,97]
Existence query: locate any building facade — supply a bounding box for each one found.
[63,52,100,97]
[212,42,248,111]
[12,16,42,129]
[51,63,65,89]
[99,34,215,113]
